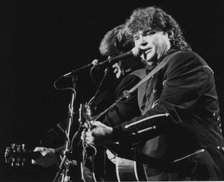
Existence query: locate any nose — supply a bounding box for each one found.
[139,35,147,47]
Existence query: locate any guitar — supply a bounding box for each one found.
[81,102,143,182]
[107,141,209,181]
[80,103,142,182]
[4,143,41,167]
[105,143,143,182]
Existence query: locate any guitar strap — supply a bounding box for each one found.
[123,51,180,97]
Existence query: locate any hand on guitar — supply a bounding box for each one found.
[81,121,113,146]
[32,147,59,167]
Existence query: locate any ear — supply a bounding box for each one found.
[168,30,174,40]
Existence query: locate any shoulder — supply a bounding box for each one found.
[165,50,209,71]
[168,50,207,65]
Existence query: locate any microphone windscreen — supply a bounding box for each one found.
[131,47,140,57]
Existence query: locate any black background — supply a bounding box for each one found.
[0,0,224,181]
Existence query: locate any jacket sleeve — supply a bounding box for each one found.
[112,51,213,144]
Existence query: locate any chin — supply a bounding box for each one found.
[146,54,157,62]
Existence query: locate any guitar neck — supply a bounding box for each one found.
[9,151,41,160]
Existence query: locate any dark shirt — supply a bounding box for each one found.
[102,73,142,127]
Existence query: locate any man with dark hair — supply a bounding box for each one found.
[32,24,145,181]
[83,6,224,180]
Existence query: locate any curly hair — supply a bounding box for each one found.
[99,24,134,57]
[125,6,191,51]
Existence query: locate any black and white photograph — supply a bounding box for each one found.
[1,0,224,181]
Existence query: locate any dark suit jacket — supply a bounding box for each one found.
[112,50,224,180]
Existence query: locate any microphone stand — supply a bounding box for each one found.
[52,59,115,182]
[53,75,77,182]
[88,67,109,107]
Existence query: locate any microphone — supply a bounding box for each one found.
[62,59,99,78]
[95,46,140,67]
[61,47,140,78]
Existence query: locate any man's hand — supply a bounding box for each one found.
[112,62,123,79]
[82,121,113,146]
[32,147,58,167]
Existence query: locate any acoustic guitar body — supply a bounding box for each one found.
[135,135,168,181]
